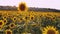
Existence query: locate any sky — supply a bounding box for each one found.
[0,0,60,10]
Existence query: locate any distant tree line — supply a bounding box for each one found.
[0,6,60,12]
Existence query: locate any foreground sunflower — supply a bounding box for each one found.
[42,26,59,34]
[0,20,5,30]
[5,29,12,34]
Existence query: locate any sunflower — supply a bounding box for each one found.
[21,32,30,34]
[3,19,7,24]
[29,15,35,20]
[5,29,12,34]
[12,17,17,22]
[0,20,5,30]
[9,23,16,29]
[18,2,28,12]
[42,26,59,34]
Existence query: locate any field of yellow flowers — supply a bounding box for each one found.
[0,2,60,34]
[0,10,59,34]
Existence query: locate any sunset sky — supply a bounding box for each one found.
[0,0,60,10]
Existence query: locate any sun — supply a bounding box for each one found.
[42,26,59,34]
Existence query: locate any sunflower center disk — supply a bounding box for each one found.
[19,4,25,11]
[47,30,55,34]
[6,31,12,34]
[0,22,2,25]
